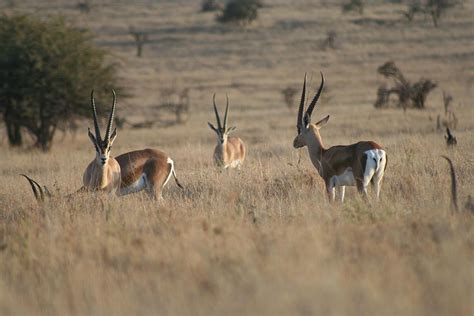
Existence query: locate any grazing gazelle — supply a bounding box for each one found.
[293,73,387,202]
[208,94,246,169]
[83,90,121,193]
[115,148,183,200]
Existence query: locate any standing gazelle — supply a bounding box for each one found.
[208,94,246,169]
[293,73,387,202]
[83,90,121,193]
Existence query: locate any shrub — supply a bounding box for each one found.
[374,61,437,110]
[401,0,461,27]
[281,87,298,110]
[342,0,364,14]
[217,0,263,25]
[0,15,122,151]
[201,0,223,12]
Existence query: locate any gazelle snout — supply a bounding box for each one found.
[293,135,305,148]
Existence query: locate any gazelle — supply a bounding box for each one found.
[115,148,183,200]
[22,90,121,201]
[293,73,387,202]
[208,94,246,169]
[83,90,121,193]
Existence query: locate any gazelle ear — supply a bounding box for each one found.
[208,122,218,132]
[227,126,237,134]
[303,113,310,127]
[88,128,99,152]
[88,128,97,144]
[315,115,330,128]
[109,128,117,145]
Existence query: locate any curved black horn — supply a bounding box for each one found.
[441,156,459,212]
[212,93,222,130]
[305,72,324,120]
[297,73,307,131]
[104,89,116,142]
[223,94,229,129]
[91,90,101,141]
[21,174,44,202]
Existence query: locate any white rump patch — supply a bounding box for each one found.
[330,168,356,187]
[119,174,147,196]
[363,149,386,186]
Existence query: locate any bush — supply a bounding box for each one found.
[342,0,364,14]
[374,61,437,110]
[0,15,122,151]
[201,0,223,12]
[402,0,460,27]
[217,0,263,25]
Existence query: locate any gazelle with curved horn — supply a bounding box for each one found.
[208,94,246,169]
[293,73,387,202]
[83,90,121,193]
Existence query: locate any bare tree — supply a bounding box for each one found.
[76,0,92,13]
[321,30,338,50]
[129,26,149,58]
[281,86,298,110]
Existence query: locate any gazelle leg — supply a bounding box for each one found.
[326,183,335,203]
[336,186,346,203]
[356,178,369,201]
[372,172,385,202]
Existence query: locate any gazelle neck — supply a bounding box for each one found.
[94,158,109,188]
[305,126,326,176]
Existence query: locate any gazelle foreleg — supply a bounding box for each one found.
[336,186,346,203]
[326,181,336,203]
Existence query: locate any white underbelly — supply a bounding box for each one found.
[119,174,147,196]
[331,168,356,187]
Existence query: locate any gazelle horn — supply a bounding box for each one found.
[212,93,222,130]
[223,94,229,130]
[91,90,102,141]
[104,89,116,142]
[305,72,325,121]
[297,73,307,131]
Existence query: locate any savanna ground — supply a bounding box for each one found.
[1,0,473,315]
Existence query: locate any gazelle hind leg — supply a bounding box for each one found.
[145,183,163,201]
[326,182,336,203]
[372,153,387,201]
[336,186,346,203]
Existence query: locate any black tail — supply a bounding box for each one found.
[441,156,458,212]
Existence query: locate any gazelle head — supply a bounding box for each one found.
[88,90,118,166]
[208,94,236,144]
[293,72,329,149]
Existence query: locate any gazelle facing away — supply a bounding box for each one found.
[208,94,246,169]
[293,73,387,202]
[115,148,183,200]
[83,90,121,193]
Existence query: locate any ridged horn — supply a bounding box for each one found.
[305,72,324,121]
[223,94,229,130]
[297,73,307,132]
[104,89,116,142]
[91,90,102,141]
[212,93,222,130]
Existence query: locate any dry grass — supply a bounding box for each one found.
[1,1,473,315]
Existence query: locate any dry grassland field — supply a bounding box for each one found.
[0,0,473,315]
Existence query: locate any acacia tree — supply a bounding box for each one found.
[0,15,122,151]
